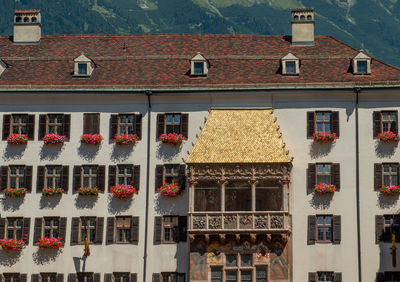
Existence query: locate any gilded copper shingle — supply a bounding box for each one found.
[186,109,291,164]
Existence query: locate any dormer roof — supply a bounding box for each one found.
[0,60,6,76]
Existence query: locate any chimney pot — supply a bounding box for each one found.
[291,8,314,46]
[13,10,41,44]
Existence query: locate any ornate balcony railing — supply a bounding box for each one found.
[188,211,291,234]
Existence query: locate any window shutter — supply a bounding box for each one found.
[181,114,189,138]
[83,113,100,134]
[376,272,384,282]
[308,164,316,192]
[130,274,137,282]
[110,114,118,140]
[73,166,82,192]
[25,166,33,192]
[33,217,43,244]
[156,114,165,138]
[179,216,187,242]
[106,217,115,245]
[59,217,67,242]
[20,274,27,282]
[331,111,340,137]
[104,274,112,282]
[308,273,316,282]
[154,216,162,244]
[93,274,100,282]
[0,218,5,239]
[307,112,315,138]
[133,165,140,191]
[130,216,139,244]
[373,111,382,138]
[39,114,47,140]
[83,113,91,134]
[179,165,186,190]
[376,215,385,244]
[333,215,341,244]
[23,217,30,244]
[31,274,39,282]
[394,111,399,134]
[56,274,64,282]
[155,165,164,192]
[70,217,80,245]
[1,166,8,189]
[2,114,10,140]
[374,163,383,190]
[63,114,71,140]
[95,217,104,245]
[93,113,100,134]
[307,215,316,245]
[333,273,342,282]
[108,165,116,191]
[36,166,45,193]
[62,166,69,192]
[332,163,340,191]
[97,165,106,192]
[68,274,76,282]
[152,274,160,282]
[27,114,35,140]
[135,114,142,139]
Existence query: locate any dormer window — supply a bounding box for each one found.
[74,53,94,77]
[190,53,208,76]
[353,51,371,75]
[281,52,299,75]
[78,63,88,75]
[0,60,6,77]
[285,61,296,74]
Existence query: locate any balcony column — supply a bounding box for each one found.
[282,179,290,211]
[221,180,226,211]
[189,182,195,212]
[251,180,257,211]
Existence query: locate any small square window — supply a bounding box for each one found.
[78,64,88,75]
[194,62,204,74]
[357,61,367,74]
[286,61,296,74]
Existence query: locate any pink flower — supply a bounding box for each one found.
[114,134,140,145]
[77,186,100,196]
[157,182,181,197]
[313,183,336,194]
[158,133,186,146]
[80,134,103,145]
[313,131,337,143]
[0,238,26,250]
[377,131,400,142]
[6,134,28,145]
[379,185,400,195]
[42,133,67,145]
[110,184,137,200]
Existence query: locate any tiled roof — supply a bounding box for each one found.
[186,109,291,164]
[0,34,400,89]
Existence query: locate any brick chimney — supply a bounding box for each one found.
[13,10,41,44]
[291,8,314,46]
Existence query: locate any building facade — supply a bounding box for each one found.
[0,7,400,282]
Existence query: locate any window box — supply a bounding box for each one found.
[157,182,181,197]
[158,133,186,146]
[35,237,64,249]
[313,183,336,194]
[80,134,103,145]
[114,134,140,145]
[42,133,67,145]
[377,131,400,143]
[6,133,28,145]
[379,185,400,195]
[42,187,64,197]
[3,187,26,198]
[77,186,100,196]
[0,238,26,250]
[110,184,137,200]
[313,131,337,143]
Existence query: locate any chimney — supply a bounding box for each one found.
[13,10,41,44]
[291,8,314,46]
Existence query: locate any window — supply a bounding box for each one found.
[194,182,221,211]
[383,215,400,242]
[110,114,142,140]
[73,165,105,192]
[77,273,93,282]
[157,113,188,138]
[4,274,21,282]
[281,52,299,75]
[117,166,133,186]
[83,166,98,187]
[164,165,180,184]
[315,112,331,133]
[382,112,397,133]
[9,166,26,189]
[307,111,339,138]
[38,114,70,140]
[74,54,94,77]
[45,166,62,188]
[3,114,34,141]
[162,216,179,243]
[1,165,32,192]
[383,164,399,186]
[316,164,331,184]
[118,114,135,135]
[113,273,130,282]
[384,272,400,281]
[225,181,251,211]
[255,266,268,282]
[155,164,185,191]
[223,254,265,282]
[40,273,57,282]
[285,61,296,74]
[211,267,223,282]
[194,62,204,74]
[161,273,185,282]
[80,217,97,243]
[154,216,186,244]
[83,113,100,134]
[190,53,208,76]
[166,114,181,135]
[116,216,131,243]
[318,272,334,282]
[47,114,63,135]
[11,114,28,135]
[317,215,332,242]
[71,217,103,245]
[353,52,371,75]
[78,64,87,75]
[7,218,23,239]
[256,181,282,211]
[357,61,367,74]
[43,218,60,238]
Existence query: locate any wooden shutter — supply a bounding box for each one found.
[108,165,116,190]
[68,274,76,282]
[23,217,30,244]
[106,217,115,245]
[70,217,80,245]
[331,111,340,137]
[62,166,69,192]
[307,112,315,138]
[56,274,64,282]
[332,163,340,191]
[1,166,8,189]
[93,274,100,282]
[154,216,162,244]
[308,164,316,191]
[36,166,45,193]
[152,274,160,282]
[59,217,67,242]
[27,114,35,140]
[83,113,100,134]
[333,215,341,244]
[333,273,342,282]
[374,163,383,190]
[25,166,33,192]
[156,114,165,138]
[97,165,106,192]
[179,165,186,190]
[155,165,164,192]
[33,217,43,244]
[133,165,140,191]
[63,114,71,140]
[95,217,104,245]
[0,218,6,239]
[110,114,118,140]
[20,275,27,282]
[373,111,382,138]
[130,216,139,244]
[135,114,142,139]
[104,274,112,282]
[181,113,189,138]
[130,274,137,282]
[376,272,384,282]
[307,215,316,245]
[31,274,39,282]
[2,114,10,140]
[73,166,82,192]
[179,216,187,242]
[38,114,47,140]
[394,111,399,134]
[308,273,316,282]
[376,215,385,244]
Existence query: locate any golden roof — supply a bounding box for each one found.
[186,109,291,164]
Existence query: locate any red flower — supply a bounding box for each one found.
[114,134,140,145]
[158,133,186,146]
[377,131,400,142]
[313,131,337,143]
[35,237,64,249]
[313,183,336,194]
[157,182,181,197]
[110,184,137,200]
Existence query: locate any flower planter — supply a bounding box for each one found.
[80,134,103,145]
[42,187,64,197]
[110,184,137,200]
[313,131,337,143]
[379,185,400,195]
[7,134,28,145]
[3,188,26,198]
[35,237,64,249]
[377,131,400,143]
[0,238,26,250]
[157,182,181,197]
[77,187,100,196]
[313,183,336,194]
[158,133,186,146]
[42,133,67,145]
[114,134,140,145]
